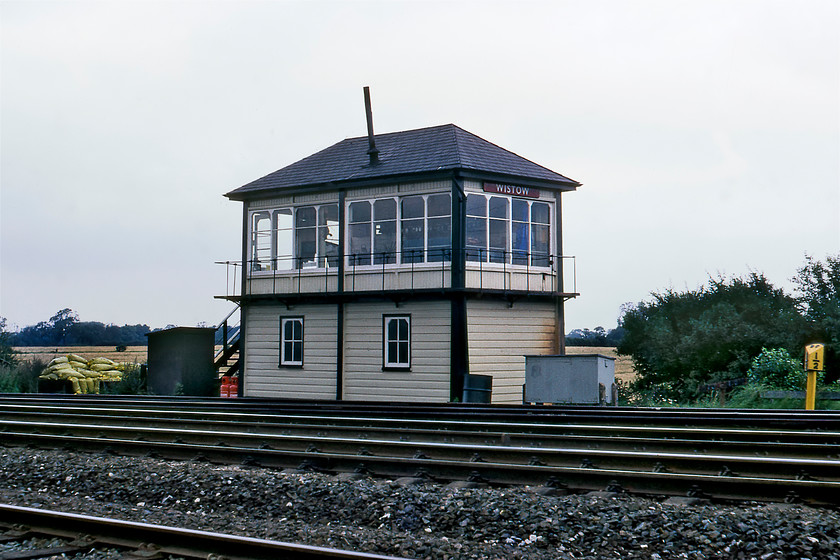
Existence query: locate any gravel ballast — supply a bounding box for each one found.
[0,448,838,559]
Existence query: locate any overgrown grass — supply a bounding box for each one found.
[101,363,147,395]
[721,383,840,410]
[619,378,840,409]
[0,359,44,393]
[688,384,794,409]
[616,379,680,407]
[638,383,840,409]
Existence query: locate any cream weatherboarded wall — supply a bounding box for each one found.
[467,300,557,404]
[343,300,451,402]
[242,304,338,399]
[240,298,555,402]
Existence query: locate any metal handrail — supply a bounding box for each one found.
[217,250,576,298]
[217,305,240,329]
[214,261,241,299]
[214,305,241,362]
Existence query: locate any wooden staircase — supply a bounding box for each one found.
[215,337,240,376]
[214,306,240,378]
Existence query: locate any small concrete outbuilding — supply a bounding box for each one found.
[524,354,616,405]
[146,327,216,396]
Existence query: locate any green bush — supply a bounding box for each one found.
[101,363,146,395]
[0,365,18,393]
[618,273,807,401]
[746,348,804,390]
[0,359,44,393]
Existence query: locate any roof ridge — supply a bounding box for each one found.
[342,123,456,143]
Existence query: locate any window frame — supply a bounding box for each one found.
[382,314,411,370]
[465,192,553,268]
[247,203,339,273]
[346,193,451,268]
[279,316,304,367]
[250,210,273,271]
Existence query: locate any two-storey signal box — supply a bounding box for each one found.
[222,123,580,403]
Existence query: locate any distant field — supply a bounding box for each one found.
[14,346,148,365]
[565,346,636,383]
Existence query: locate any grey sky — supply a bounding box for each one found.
[1,0,838,332]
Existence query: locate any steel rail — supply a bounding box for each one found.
[3,395,840,427]
[3,405,840,469]
[2,421,840,477]
[0,503,402,560]
[0,404,840,442]
[2,403,840,448]
[3,421,839,479]
[4,409,840,461]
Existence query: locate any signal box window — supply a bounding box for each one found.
[348,194,451,266]
[383,315,410,369]
[280,317,304,367]
[466,193,552,266]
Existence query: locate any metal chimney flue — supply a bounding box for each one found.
[363,86,380,165]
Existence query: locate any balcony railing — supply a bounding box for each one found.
[216,249,576,299]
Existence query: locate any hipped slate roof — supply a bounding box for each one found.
[226,124,580,199]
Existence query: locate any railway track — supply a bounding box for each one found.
[1,395,839,505]
[5,394,840,425]
[0,503,402,560]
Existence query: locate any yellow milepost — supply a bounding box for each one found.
[805,371,818,410]
[804,343,825,411]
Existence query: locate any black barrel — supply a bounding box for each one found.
[462,374,492,403]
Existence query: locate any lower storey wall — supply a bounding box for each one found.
[240,297,557,404]
[466,299,557,404]
[342,300,451,402]
[242,304,338,399]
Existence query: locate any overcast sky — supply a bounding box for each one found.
[1,0,838,332]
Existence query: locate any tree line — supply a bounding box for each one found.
[8,309,152,347]
[565,326,625,347]
[616,254,839,402]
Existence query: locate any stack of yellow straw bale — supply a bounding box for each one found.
[39,354,125,394]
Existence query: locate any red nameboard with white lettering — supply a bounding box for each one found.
[483,182,540,199]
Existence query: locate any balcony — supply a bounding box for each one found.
[216,249,577,301]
